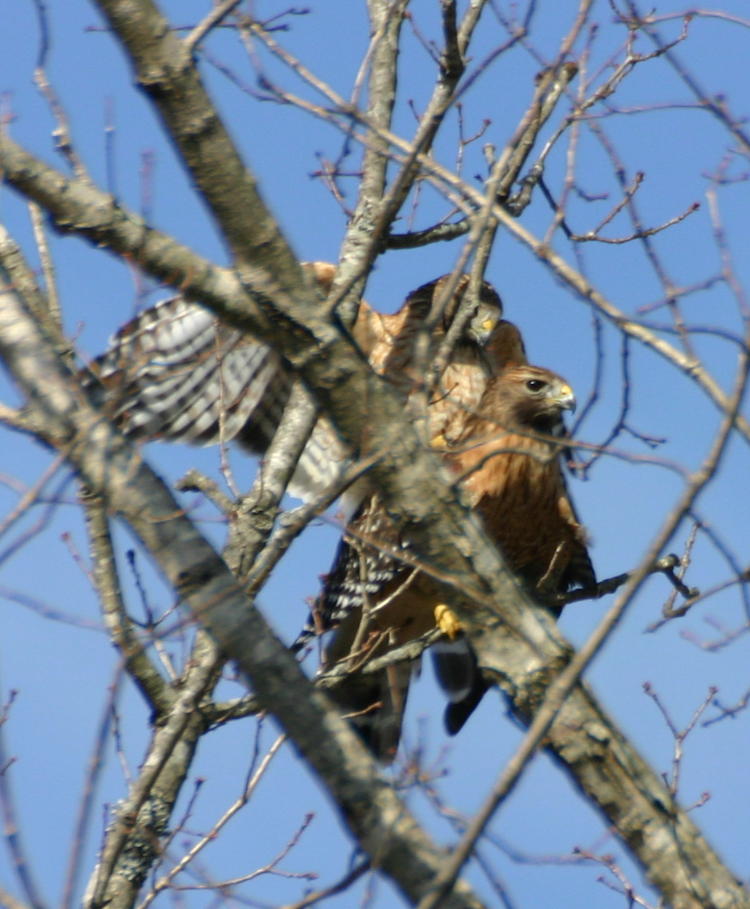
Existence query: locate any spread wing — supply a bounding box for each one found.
[89,266,563,760]
[83,262,347,500]
[83,267,511,506]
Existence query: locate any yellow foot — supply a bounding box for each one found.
[434,604,463,639]
[430,431,448,450]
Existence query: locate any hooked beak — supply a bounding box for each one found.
[468,310,500,346]
[557,383,577,413]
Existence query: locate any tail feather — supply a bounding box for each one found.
[325,662,414,763]
[431,637,488,735]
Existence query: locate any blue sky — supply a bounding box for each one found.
[1,2,749,907]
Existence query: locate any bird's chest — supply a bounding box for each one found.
[429,358,490,441]
[469,453,570,578]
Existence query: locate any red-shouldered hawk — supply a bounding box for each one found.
[85,264,523,508]
[299,365,595,761]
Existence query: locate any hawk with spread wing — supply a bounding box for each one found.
[301,365,595,761]
[87,263,548,759]
[85,263,523,508]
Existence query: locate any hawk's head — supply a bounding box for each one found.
[403,274,504,348]
[482,365,576,436]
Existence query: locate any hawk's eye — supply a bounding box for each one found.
[526,378,546,392]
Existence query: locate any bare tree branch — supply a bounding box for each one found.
[2,4,749,907]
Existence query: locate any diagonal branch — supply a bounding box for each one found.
[1,181,747,907]
[0,253,487,909]
[2,4,747,900]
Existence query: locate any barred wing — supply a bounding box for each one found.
[85,295,349,500]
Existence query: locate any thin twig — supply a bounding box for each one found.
[281,859,371,909]
[183,0,242,54]
[0,715,47,909]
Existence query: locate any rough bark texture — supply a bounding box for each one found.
[0,1,747,905]
[1,230,746,907]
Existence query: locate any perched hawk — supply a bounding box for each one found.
[86,263,543,758]
[85,263,524,507]
[300,365,595,761]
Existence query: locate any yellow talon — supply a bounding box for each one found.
[434,604,463,639]
[430,432,448,450]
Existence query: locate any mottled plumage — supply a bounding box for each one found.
[434,365,595,734]
[304,365,594,761]
[86,265,547,759]
[446,366,594,596]
[85,265,520,508]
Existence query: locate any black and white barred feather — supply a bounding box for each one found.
[82,269,510,513]
[292,497,409,653]
[83,294,348,500]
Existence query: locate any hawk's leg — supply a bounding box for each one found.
[434,603,463,639]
